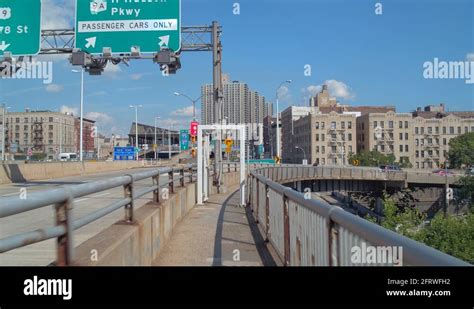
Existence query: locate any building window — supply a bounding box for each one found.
[373,121,377,128]
[321,134,325,142]
[341,122,345,129]
[49,117,54,123]
[428,127,432,134]
[416,162,419,168]
[389,121,393,129]
[348,133,352,141]
[15,118,20,123]
[380,121,384,128]
[321,122,325,129]
[405,133,408,140]
[420,127,424,134]
[421,151,425,158]
[400,145,403,152]
[435,127,439,134]
[399,121,403,129]
[322,146,325,154]
[465,126,468,133]
[416,151,419,158]
[348,145,352,153]
[399,133,403,140]
[428,138,433,145]
[49,125,53,130]
[415,127,419,134]
[443,138,447,145]
[332,146,337,153]
[449,127,454,134]
[457,127,461,134]
[405,121,409,129]
[331,122,336,130]
[348,122,352,129]
[443,127,446,134]
[415,139,419,146]
[316,146,319,153]
[24,125,28,131]
[24,118,28,123]
[381,145,385,152]
[315,122,319,129]
[316,134,319,142]
[405,145,409,152]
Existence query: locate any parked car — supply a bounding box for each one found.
[432,169,454,176]
[379,164,402,171]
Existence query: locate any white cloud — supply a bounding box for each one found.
[467,53,474,61]
[302,80,355,104]
[103,63,122,78]
[41,0,74,29]
[130,73,144,80]
[85,112,114,125]
[46,84,64,93]
[171,106,200,117]
[60,105,78,116]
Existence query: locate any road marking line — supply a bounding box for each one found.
[76,192,111,203]
[1,192,22,197]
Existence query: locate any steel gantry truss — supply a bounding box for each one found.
[39,25,220,55]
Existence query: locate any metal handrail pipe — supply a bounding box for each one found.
[0,225,66,253]
[73,198,131,230]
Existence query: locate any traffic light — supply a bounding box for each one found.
[191,136,196,143]
[191,148,196,158]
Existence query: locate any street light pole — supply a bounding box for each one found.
[1,104,10,161]
[72,69,84,161]
[275,80,292,160]
[130,105,143,161]
[174,92,202,122]
[295,146,306,164]
[154,116,160,160]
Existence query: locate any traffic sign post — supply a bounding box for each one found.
[0,0,42,56]
[75,0,181,55]
[180,130,189,151]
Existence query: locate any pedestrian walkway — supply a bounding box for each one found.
[153,186,276,266]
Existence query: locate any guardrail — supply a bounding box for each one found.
[0,164,201,265]
[247,166,470,266]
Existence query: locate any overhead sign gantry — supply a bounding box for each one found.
[75,0,181,55]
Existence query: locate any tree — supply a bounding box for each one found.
[457,176,474,208]
[447,132,474,168]
[414,212,474,264]
[348,150,396,167]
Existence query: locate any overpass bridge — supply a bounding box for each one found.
[0,163,469,267]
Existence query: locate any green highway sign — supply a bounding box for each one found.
[75,0,181,55]
[0,0,42,56]
[180,130,189,151]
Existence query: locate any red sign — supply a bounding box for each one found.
[190,121,199,137]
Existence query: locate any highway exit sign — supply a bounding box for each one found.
[0,0,42,56]
[75,0,181,55]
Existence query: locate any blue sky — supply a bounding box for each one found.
[1,0,473,136]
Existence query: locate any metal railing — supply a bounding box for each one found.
[247,166,470,266]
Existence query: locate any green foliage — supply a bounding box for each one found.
[370,195,474,264]
[348,150,396,167]
[414,212,474,264]
[378,195,426,238]
[447,132,474,168]
[457,176,474,203]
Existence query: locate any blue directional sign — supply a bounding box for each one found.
[180,129,189,151]
[114,146,135,161]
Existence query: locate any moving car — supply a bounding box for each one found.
[432,169,454,176]
[379,165,402,171]
[59,153,78,162]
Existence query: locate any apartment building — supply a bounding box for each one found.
[3,109,76,159]
[356,111,414,166]
[412,108,474,168]
[293,111,357,165]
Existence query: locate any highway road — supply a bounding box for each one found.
[0,167,187,266]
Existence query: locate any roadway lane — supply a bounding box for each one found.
[0,167,188,266]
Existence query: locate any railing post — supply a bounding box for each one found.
[124,174,134,223]
[189,167,194,183]
[283,193,290,266]
[265,183,270,242]
[55,196,74,266]
[169,170,174,194]
[255,178,260,223]
[153,173,160,204]
[327,210,339,266]
[180,168,185,187]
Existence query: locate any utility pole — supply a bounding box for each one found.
[130,105,143,161]
[275,80,292,161]
[212,21,223,191]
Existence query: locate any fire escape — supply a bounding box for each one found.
[32,121,44,153]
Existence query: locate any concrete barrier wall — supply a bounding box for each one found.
[0,161,146,185]
[74,171,241,266]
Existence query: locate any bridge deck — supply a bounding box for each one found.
[153,186,276,266]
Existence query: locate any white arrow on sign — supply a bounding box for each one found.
[85,37,97,49]
[158,35,170,49]
[0,41,11,51]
